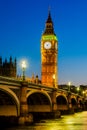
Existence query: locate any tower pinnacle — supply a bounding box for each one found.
[43,10,55,35]
[46,9,52,23]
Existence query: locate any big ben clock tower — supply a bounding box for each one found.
[41,11,58,87]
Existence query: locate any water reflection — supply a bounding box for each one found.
[6,111,87,130]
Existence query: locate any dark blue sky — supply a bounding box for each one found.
[0,0,87,86]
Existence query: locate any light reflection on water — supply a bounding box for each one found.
[6,111,87,130]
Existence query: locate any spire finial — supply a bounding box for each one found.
[47,7,52,23]
[48,6,51,13]
[48,6,51,17]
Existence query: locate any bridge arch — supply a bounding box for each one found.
[56,94,68,111]
[71,97,77,110]
[27,90,52,106]
[71,98,77,105]
[0,86,20,116]
[56,94,68,105]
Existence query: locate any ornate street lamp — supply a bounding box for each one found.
[68,81,71,92]
[21,60,26,81]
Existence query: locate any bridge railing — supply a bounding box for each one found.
[58,88,84,99]
[0,76,21,87]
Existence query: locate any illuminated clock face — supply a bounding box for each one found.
[44,41,51,49]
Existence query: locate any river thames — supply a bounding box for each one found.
[5,111,87,130]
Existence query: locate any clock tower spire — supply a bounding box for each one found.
[43,10,55,35]
[41,10,58,88]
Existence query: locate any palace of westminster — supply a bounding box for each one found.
[0,11,87,91]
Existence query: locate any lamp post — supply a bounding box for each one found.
[82,91,85,96]
[77,87,80,94]
[21,60,26,81]
[67,82,72,110]
[68,81,71,92]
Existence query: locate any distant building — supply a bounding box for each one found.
[79,85,87,95]
[0,56,16,77]
[58,84,77,93]
[80,85,87,91]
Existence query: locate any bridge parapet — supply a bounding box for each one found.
[0,76,21,87]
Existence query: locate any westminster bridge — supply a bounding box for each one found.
[0,76,86,125]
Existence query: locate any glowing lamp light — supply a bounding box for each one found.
[68,81,71,86]
[53,74,55,87]
[21,61,26,69]
[83,91,85,95]
[53,74,55,79]
[68,81,71,92]
[77,87,80,91]
[21,60,27,81]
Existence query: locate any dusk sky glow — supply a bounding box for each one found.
[0,0,87,86]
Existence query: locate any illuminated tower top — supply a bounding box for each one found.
[42,11,57,41]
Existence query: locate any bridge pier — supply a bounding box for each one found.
[67,93,74,114]
[18,81,33,125]
[77,97,83,112]
[68,103,74,114]
[51,88,61,118]
[52,89,57,111]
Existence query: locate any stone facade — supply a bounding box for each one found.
[0,56,16,77]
